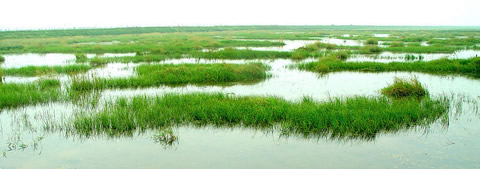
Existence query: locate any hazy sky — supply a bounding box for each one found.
[1,0,479,30]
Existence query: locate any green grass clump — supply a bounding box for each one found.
[71,93,448,139]
[1,64,92,77]
[75,53,88,63]
[389,42,404,47]
[298,56,480,76]
[299,42,337,51]
[194,48,292,59]
[474,58,480,73]
[381,77,428,98]
[291,50,310,60]
[0,55,4,62]
[365,38,378,45]
[330,51,350,60]
[360,46,383,53]
[0,79,61,109]
[70,63,269,90]
[89,57,108,67]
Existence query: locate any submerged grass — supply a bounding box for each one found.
[298,56,480,76]
[70,63,269,90]
[1,64,92,77]
[0,79,61,109]
[71,93,448,139]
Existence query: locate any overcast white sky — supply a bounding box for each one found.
[1,0,479,30]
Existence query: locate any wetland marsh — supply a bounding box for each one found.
[1,26,480,168]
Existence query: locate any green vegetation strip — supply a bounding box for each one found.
[298,56,480,75]
[193,48,292,59]
[72,93,448,138]
[0,79,61,109]
[1,65,92,77]
[71,63,269,90]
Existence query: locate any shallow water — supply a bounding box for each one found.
[1,57,480,168]
[87,53,136,58]
[320,38,363,46]
[420,41,430,46]
[233,40,319,52]
[373,34,389,38]
[1,53,76,68]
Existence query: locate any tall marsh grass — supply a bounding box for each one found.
[71,93,448,138]
[0,79,61,109]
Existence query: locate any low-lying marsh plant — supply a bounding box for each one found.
[194,48,292,59]
[365,38,379,45]
[153,128,178,147]
[75,53,88,63]
[70,63,270,90]
[330,50,350,60]
[1,65,92,77]
[89,57,108,67]
[0,55,4,62]
[389,42,404,47]
[360,46,383,54]
[298,56,480,76]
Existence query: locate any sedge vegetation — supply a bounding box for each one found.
[1,64,92,77]
[298,55,480,76]
[0,79,61,109]
[70,92,448,139]
[70,63,269,91]
[381,77,428,98]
